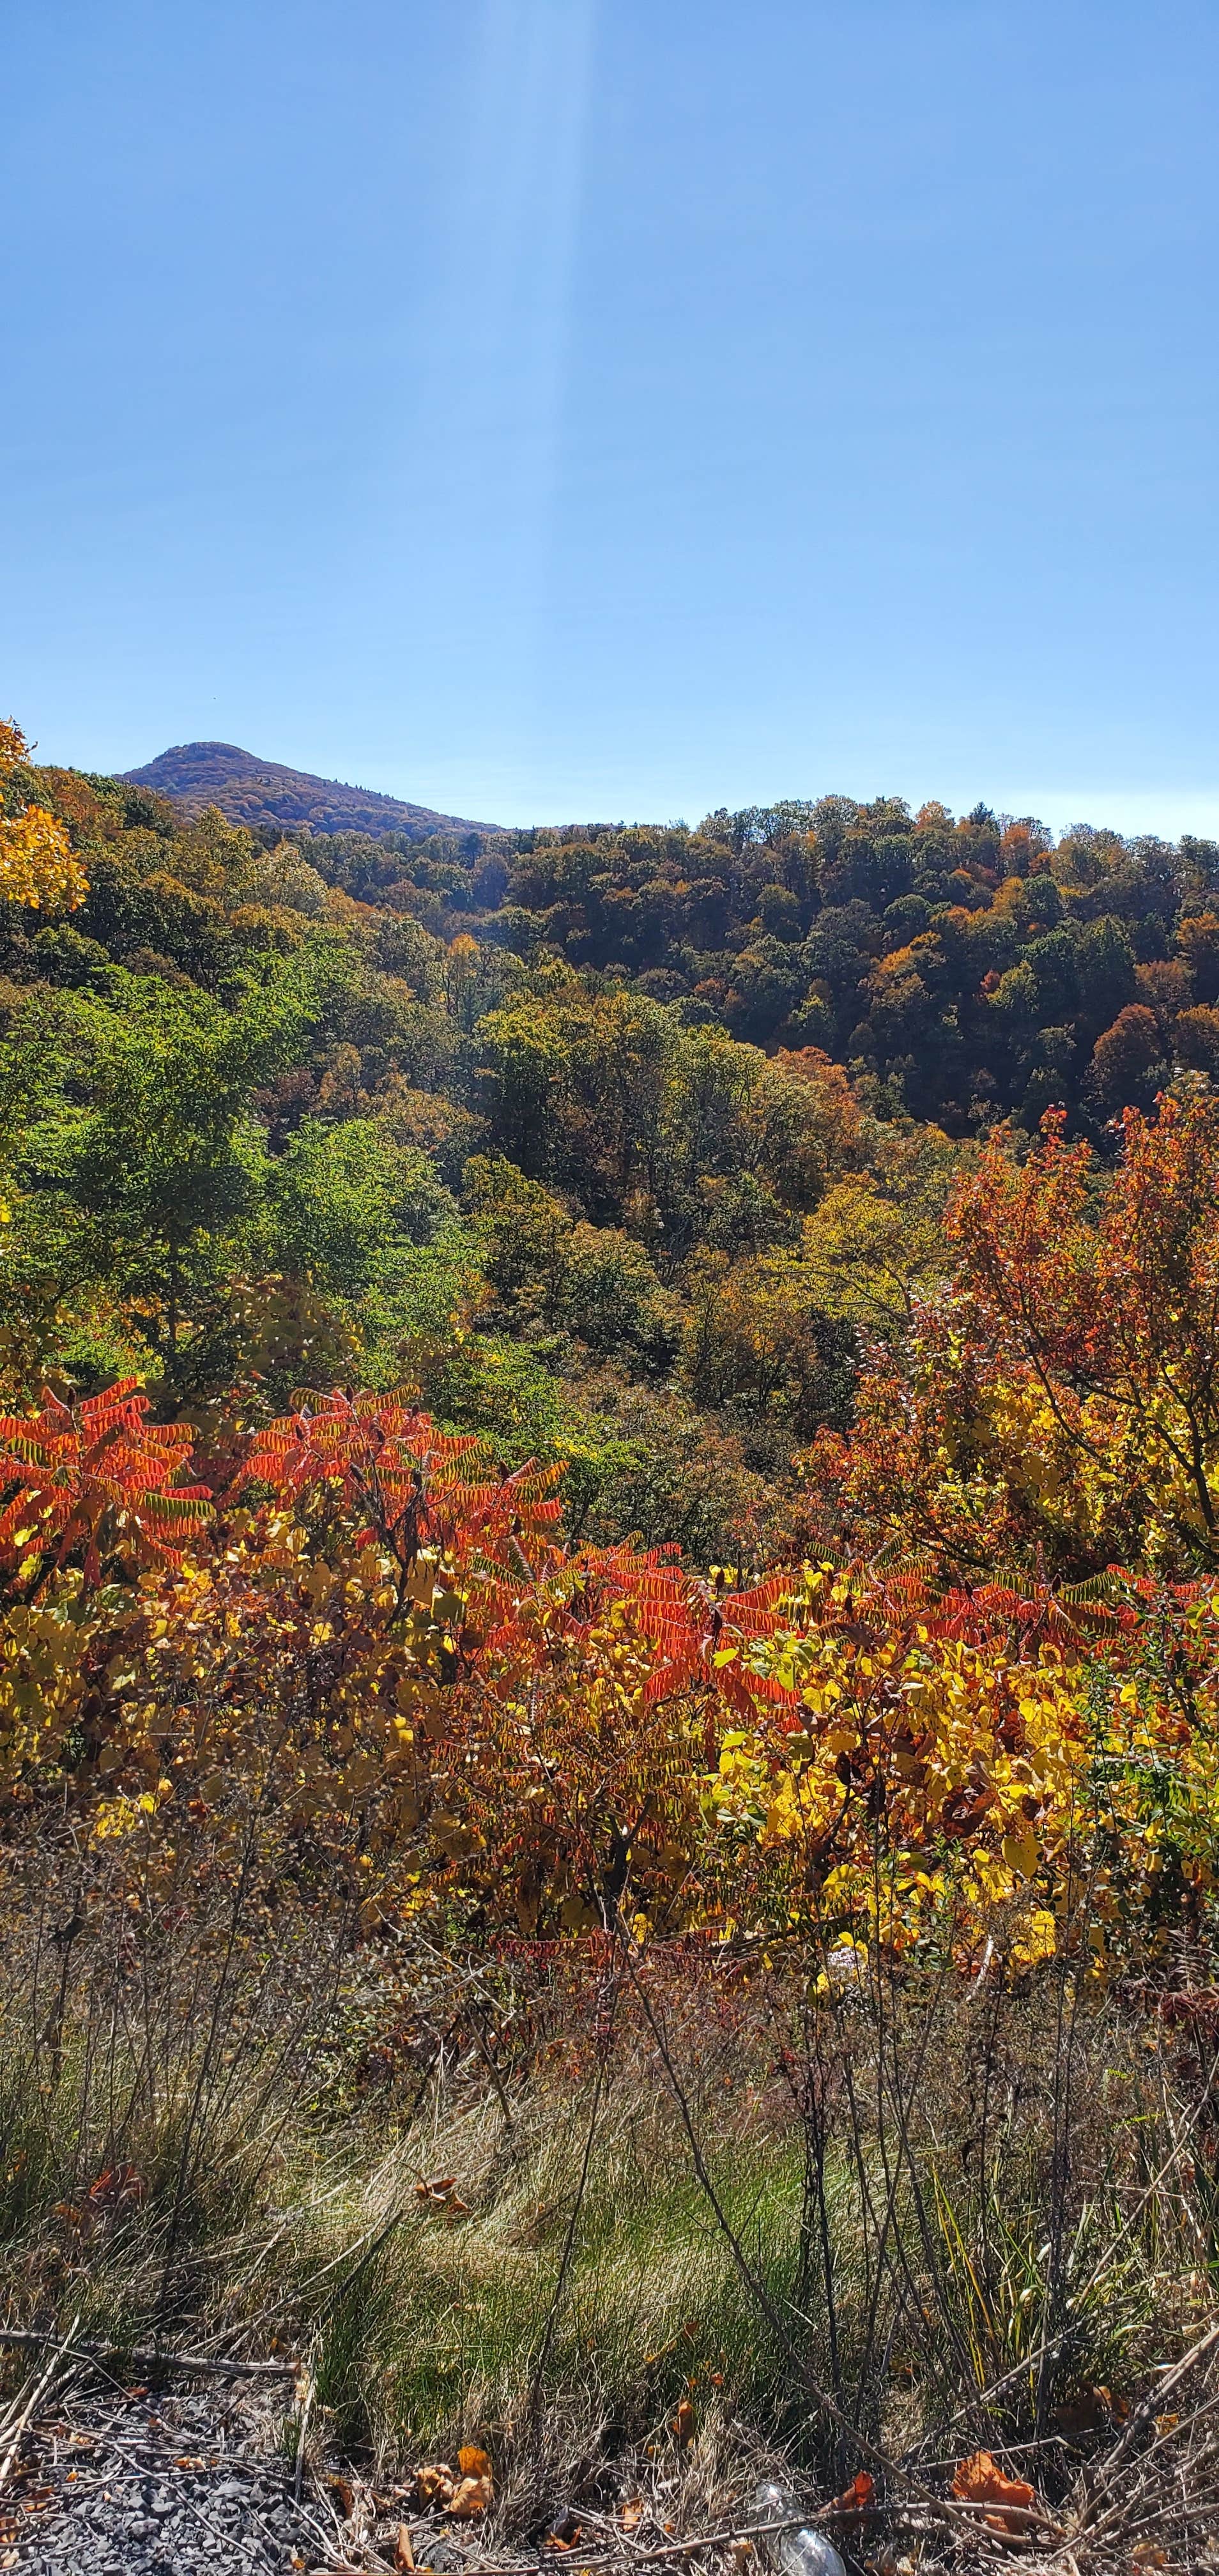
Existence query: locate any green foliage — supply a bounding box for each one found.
[267,1116,456,1294]
[9,747,1219,1565]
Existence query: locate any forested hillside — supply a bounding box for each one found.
[104,757,1219,1133]
[5,718,1219,2561]
[0,739,967,1563]
[121,739,496,839]
[8,737,1219,1553]
[355,797,1219,1128]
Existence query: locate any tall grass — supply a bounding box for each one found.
[1,1894,1216,2561]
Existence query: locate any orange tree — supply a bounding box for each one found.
[805,1085,1219,1580]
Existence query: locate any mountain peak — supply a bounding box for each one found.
[119,742,498,843]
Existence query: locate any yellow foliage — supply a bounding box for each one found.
[0,720,88,911]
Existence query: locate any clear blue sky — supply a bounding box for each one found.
[4,0,1218,833]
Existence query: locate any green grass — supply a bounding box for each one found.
[309,2092,808,2462]
[0,1935,1208,2543]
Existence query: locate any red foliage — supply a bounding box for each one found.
[0,1379,211,1579]
[234,1387,565,1589]
[538,1550,803,1714]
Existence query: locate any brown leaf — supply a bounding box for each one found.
[672,2398,695,2444]
[457,2446,493,2482]
[87,2161,146,2210]
[395,2526,415,2571]
[448,2474,493,2518]
[951,2451,1036,2534]
[416,2175,457,2203]
[1051,2389,1110,2439]
[416,2174,470,2214]
[415,2465,454,2508]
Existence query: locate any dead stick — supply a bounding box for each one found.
[463,2500,1059,2576]
[0,2328,296,2382]
[0,2308,82,2494]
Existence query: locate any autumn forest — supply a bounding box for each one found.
[4,719,1219,2566]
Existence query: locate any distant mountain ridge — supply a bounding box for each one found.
[119,742,497,843]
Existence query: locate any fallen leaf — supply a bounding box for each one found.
[672,2398,695,2444]
[448,2474,493,2518]
[620,2501,644,2531]
[836,2472,875,2515]
[415,2465,455,2508]
[328,2475,356,2518]
[1051,2389,1112,2439]
[951,2450,1037,2535]
[457,2444,493,2481]
[548,2518,584,2549]
[395,2526,415,2571]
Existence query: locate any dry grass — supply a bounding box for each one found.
[0,1901,1218,2569]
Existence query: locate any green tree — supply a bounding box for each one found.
[267,1117,455,1296]
[5,960,318,1359]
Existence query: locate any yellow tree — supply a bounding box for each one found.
[0,721,88,912]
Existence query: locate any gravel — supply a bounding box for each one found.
[5,2382,325,2575]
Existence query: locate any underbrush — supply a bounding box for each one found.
[3,1898,1219,2568]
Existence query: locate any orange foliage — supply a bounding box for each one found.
[0,1379,210,1581]
[951,2450,1038,2534]
[4,1107,1219,1981]
[806,1087,1219,1577]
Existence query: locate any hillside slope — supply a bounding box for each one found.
[120,741,497,842]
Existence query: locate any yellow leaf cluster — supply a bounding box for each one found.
[0,720,88,911]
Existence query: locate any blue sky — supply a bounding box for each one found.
[4,0,1219,833]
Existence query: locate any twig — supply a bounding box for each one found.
[0,2327,297,2382]
[462,2497,1061,2576]
[1073,2311,1219,2528]
[0,2306,81,2494]
[294,2365,316,2506]
[526,1927,622,2415]
[618,1931,944,2500]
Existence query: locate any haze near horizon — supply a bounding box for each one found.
[4,0,1218,836]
